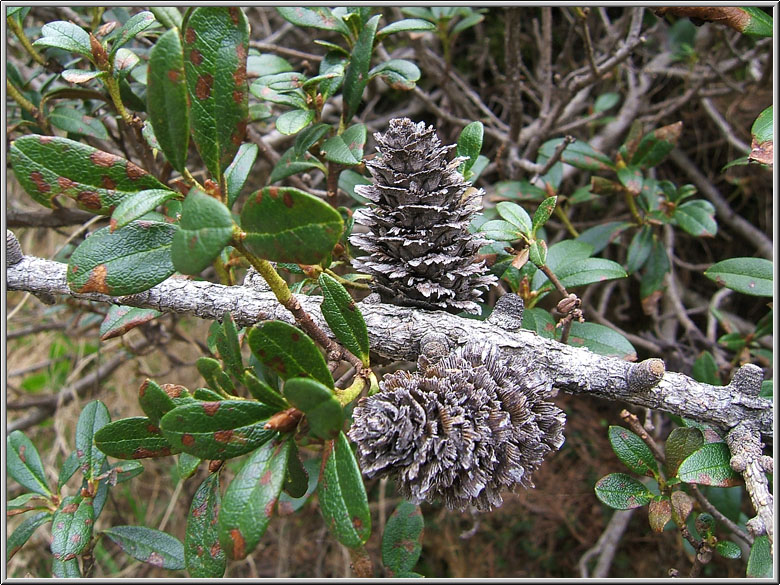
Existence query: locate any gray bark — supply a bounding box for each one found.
[6,234,772,438]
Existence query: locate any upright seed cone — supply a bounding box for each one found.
[350,118,497,314]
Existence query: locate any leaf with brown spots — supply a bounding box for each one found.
[317,431,372,548]
[10,135,166,213]
[51,496,94,561]
[185,472,226,577]
[183,7,249,181]
[7,430,52,496]
[75,400,110,482]
[159,400,278,460]
[103,525,185,570]
[247,320,334,389]
[381,500,424,576]
[217,438,289,560]
[67,220,176,296]
[94,416,182,460]
[318,272,370,366]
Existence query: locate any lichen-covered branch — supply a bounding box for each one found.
[7,231,772,438]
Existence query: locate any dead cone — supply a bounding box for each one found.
[349,118,497,315]
[348,342,566,511]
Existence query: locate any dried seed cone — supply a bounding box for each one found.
[350,118,497,314]
[348,342,566,511]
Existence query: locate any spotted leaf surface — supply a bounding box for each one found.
[67,220,177,296]
[318,273,370,366]
[100,305,162,341]
[382,500,424,576]
[6,511,52,562]
[50,496,94,561]
[318,431,371,548]
[247,321,334,389]
[213,311,244,381]
[183,7,249,181]
[9,135,166,213]
[94,417,181,460]
[147,27,189,172]
[6,431,51,496]
[217,437,288,560]
[283,378,343,440]
[185,472,226,577]
[159,400,278,460]
[103,525,185,570]
[138,379,195,426]
[677,443,742,487]
[171,189,234,275]
[75,400,110,481]
[594,473,653,510]
[243,371,288,409]
[240,186,343,264]
[608,426,658,477]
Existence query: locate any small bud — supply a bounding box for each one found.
[96,21,118,37]
[208,460,224,473]
[556,293,580,315]
[264,407,303,433]
[90,33,110,70]
[695,513,714,536]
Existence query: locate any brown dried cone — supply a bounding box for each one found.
[349,118,497,314]
[348,342,566,511]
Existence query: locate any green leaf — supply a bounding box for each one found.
[110,189,179,232]
[213,311,244,381]
[532,196,557,235]
[105,460,145,485]
[665,427,705,478]
[715,540,742,559]
[178,452,202,479]
[321,124,367,166]
[293,123,331,158]
[276,108,315,135]
[197,357,235,394]
[520,307,556,338]
[560,140,614,171]
[751,105,772,144]
[479,219,522,242]
[160,400,278,460]
[452,11,485,34]
[640,237,670,299]
[113,48,141,82]
[279,457,320,515]
[674,199,717,237]
[594,473,653,509]
[594,92,620,113]
[51,558,81,578]
[248,321,334,388]
[283,441,309,498]
[171,189,234,275]
[67,220,177,296]
[225,143,259,208]
[608,426,658,476]
[318,431,371,548]
[185,473,226,577]
[677,443,742,487]
[617,165,643,194]
[33,21,92,59]
[626,225,653,274]
[100,305,162,341]
[691,351,721,386]
[103,525,185,570]
[138,379,195,426]
[268,148,327,184]
[60,69,106,84]
[240,186,343,264]
[382,500,424,576]
[94,417,180,459]
[455,121,483,177]
[276,7,350,37]
[283,378,344,440]
[704,257,773,297]
[10,135,166,212]
[630,121,683,169]
[7,492,51,513]
[318,273,370,366]
[376,18,436,40]
[247,53,293,77]
[58,452,81,490]
[51,496,94,561]
[494,180,547,202]
[528,239,547,267]
[746,535,772,577]
[541,258,627,291]
[217,437,288,560]
[567,322,636,360]
[576,221,632,254]
[739,8,773,37]
[368,59,421,90]
[183,7,249,181]
[48,106,109,140]
[7,431,51,496]
[342,15,381,121]
[147,28,189,173]
[150,7,182,29]
[76,400,110,481]
[7,511,51,562]
[495,202,531,235]
[243,371,288,409]
[109,11,157,57]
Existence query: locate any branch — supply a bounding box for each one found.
[6,231,772,438]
